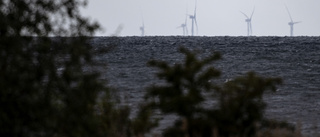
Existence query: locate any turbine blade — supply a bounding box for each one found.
[185,15,188,25]
[285,5,294,22]
[139,8,145,29]
[294,21,302,24]
[194,0,197,18]
[184,6,188,25]
[140,11,145,27]
[250,7,255,19]
[240,11,249,19]
[141,18,145,28]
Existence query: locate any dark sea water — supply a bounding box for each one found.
[90,36,320,134]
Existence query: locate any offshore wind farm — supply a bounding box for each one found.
[138,3,301,37]
[81,0,320,36]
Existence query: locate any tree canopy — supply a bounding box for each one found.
[0,0,119,137]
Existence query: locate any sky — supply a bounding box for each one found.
[81,0,320,36]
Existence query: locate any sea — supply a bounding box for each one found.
[89,36,320,134]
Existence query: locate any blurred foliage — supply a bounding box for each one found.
[146,47,221,118]
[0,0,145,137]
[145,47,296,137]
[212,72,286,137]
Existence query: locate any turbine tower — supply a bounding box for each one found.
[177,10,189,36]
[240,7,255,36]
[189,0,198,36]
[140,18,145,36]
[285,6,301,36]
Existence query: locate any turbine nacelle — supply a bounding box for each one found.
[189,15,195,19]
[288,22,294,26]
[288,21,301,25]
[177,24,186,29]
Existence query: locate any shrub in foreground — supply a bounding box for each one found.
[0,0,133,137]
[145,47,296,137]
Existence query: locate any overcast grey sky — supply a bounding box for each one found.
[81,0,320,36]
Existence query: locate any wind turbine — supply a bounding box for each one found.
[177,10,189,36]
[140,19,145,36]
[240,7,255,36]
[189,0,198,36]
[285,5,301,36]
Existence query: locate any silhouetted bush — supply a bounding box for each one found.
[0,1,135,137]
[145,47,296,137]
[212,72,284,137]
